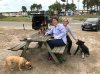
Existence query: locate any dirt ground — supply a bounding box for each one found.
[0,22,100,74]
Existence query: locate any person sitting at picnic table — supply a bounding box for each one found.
[45,16,67,60]
[62,17,77,55]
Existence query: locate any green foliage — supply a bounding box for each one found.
[30,4,42,11]
[37,4,42,11]
[62,3,65,9]
[48,1,62,16]
[30,4,37,11]
[22,6,27,12]
[83,0,100,14]
[66,3,76,11]
[70,14,100,21]
[48,10,54,16]
[55,54,66,63]
[48,2,76,16]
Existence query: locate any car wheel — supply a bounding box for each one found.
[95,26,99,31]
[82,28,85,31]
[99,25,100,30]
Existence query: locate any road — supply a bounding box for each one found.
[0,20,83,29]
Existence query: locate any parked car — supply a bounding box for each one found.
[32,14,50,30]
[81,18,100,31]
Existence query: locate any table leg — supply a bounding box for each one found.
[21,41,30,60]
[44,42,60,63]
[38,42,43,48]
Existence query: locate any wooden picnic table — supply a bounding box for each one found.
[20,34,60,63]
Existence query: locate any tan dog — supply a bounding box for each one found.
[4,56,32,71]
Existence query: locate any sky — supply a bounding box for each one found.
[0,0,83,12]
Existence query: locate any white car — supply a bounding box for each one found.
[81,18,100,31]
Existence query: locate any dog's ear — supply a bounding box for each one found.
[76,39,80,45]
[76,39,85,45]
[79,40,85,44]
[25,62,32,70]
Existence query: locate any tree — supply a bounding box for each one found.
[30,4,37,11]
[30,4,42,11]
[30,5,33,11]
[48,1,62,16]
[70,3,76,11]
[99,0,100,14]
[22,6,27,12]
[66,3,76,11]
[83,0,93,14]
[61,0,66,2]
[21,6,27,16]
[95,0,100,14]
[62,3,65,9]
[83,0,100,15]
[36,4,42,11]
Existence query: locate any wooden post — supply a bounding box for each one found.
[23,24,25,30]
[21,41,30,60]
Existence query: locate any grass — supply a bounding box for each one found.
[59,14,100,21]
[0,14,100,22]
[0,16,31,22]
[68,14,100,21]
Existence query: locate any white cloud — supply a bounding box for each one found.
[0,0,83,12]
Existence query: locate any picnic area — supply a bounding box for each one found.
[0,20,100,74]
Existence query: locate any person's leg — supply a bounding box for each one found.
[67,35,72,55]
[47,39,66,49]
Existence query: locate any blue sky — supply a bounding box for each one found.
[0,0,83,12]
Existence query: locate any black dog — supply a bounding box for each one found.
[74,39,90,58]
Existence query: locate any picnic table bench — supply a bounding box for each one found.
[8,42,27,51]
[51,46,66,54]
[8,34,66,63]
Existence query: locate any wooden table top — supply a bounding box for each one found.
[21,34,51,42]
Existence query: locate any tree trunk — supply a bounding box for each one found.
[72,0,74,4]
[99,6,100,15]
[97,5,98,14]
[65,0,68,15]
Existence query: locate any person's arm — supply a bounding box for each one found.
[68,27,77,41]
[45,28,53,35]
